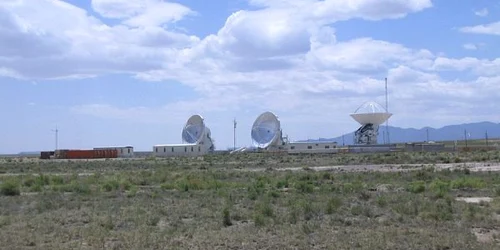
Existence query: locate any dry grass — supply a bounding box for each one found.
[1,152,500,249]
[3,150,500,174]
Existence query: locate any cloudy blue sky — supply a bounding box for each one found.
[1,0,500,153]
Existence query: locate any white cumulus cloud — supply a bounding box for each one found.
[460,21,500,35]
[463,43,477,50]
[1,0,500,144]
[0,0,198,79]
[91,0,194,27]
[474,8,488,17]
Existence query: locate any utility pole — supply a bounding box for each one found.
[426,128,429,142]
[385,77,390,144]
[486,131,489,147]
[51,126,59,150]
[233,118,237,151]
[342,134,345,146]
[464,129,468,149]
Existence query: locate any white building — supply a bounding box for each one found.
[93,146,134,158]
[286,141,338,154]
[153,142,213,157]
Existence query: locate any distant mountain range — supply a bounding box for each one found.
[299,121,500,145]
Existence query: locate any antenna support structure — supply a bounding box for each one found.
[350,101,392,145]
[51,126,59,150]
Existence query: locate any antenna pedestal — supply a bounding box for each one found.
[251,112,284,150]
[354,124,379,145]
[350,101,392,145]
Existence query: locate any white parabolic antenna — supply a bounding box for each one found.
[350,101,392,125]
[182,114,206,144]
[251,111,281,148]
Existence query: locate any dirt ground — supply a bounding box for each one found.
[1,152,500,249]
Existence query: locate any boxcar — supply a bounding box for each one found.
[93,149,118,159]
[40,151,55,159]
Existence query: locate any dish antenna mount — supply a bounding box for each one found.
[350,101,392,145]
[182,115,212,147]
[251,111,284,149]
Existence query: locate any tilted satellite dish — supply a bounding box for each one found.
[349,101,392,145]
[182,114,206,144]
[251,111,282,149]
[350,101,392,126]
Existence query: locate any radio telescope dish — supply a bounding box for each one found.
[350,101,392,145]
[182,115,206,144]
[251,111,282,149]
[350,101,392,126]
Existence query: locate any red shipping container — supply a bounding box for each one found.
[54,149,119,159]
[66,150,95,159]
[55,150,69,159]
[93,149,118,159]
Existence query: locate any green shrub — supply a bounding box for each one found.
[450,177,485,190]
[414,168,433,181]
[99,215,115,231]
[463,168,471,175]
[288,206,300,224]
[421,198,453,221]
[176,177,204,192]
[429,179,450,198]
[464,203,478,220]
[1,179,20,196]
[300,200,315,218]
[247,186,259,200]
[407,181,426,193]
[222,207,232,227]
[295,181,314,193]
[50,175,64,185]
[102,178,120,192]
[55,181,91,194]
[376,195,388,207]
[322,172,333,180]
[495,186,500,197]
[393,199,420,217]
[358,190,371,201]
[0,216,11,228]
[255,199,274,218]
[276,179,289,189]
[146,215,160,226]
[342,181,364,193]
[267,190,280,198]
[127,185,138,197]
[119,179,133,191]
[160,182,176,190]
[253,213,266,227]
[36,174,51,186]
[326,197,343,214]
[351,205,363,216]
[22,176,36,187]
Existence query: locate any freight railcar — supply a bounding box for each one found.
[93,149,118,158]
[40,151,55,159]
[93,146,134,158]
[53,149,118,159]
